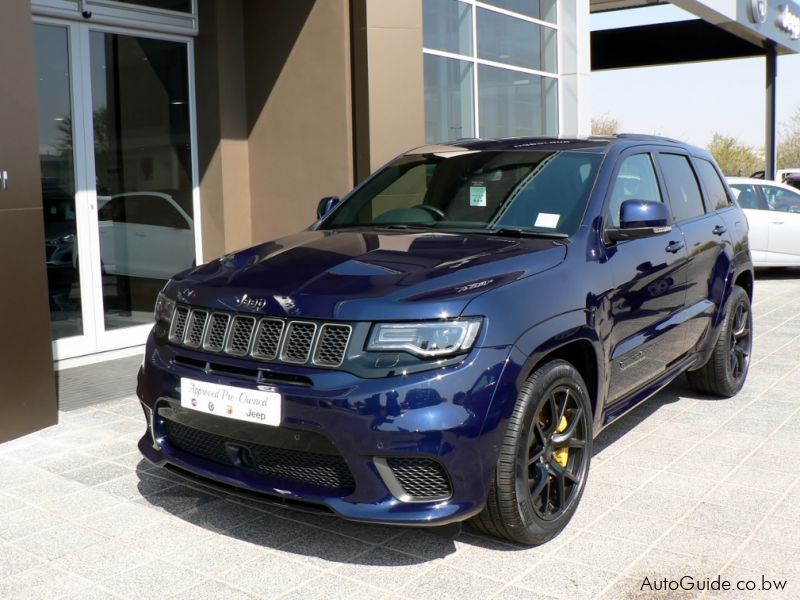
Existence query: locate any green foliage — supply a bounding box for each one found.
[706,133,763,177]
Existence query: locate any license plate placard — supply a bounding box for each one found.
[180,378,281,426]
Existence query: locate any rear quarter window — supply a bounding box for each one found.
[695,159,731,211]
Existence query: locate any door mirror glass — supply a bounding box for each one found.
[317,196,341,219]
[607,200,672,242]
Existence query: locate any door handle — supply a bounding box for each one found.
[771,220,784,225]
[135,232,146,237]
[712,224,727,235]
[665,240,685,253]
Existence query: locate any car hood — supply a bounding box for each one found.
[169,229,567,321]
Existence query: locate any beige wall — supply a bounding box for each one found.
[196,0,253,260]
[0,0,57,442]
[195,0,425,256]
[355,0,425,175]
[243,0,355,246]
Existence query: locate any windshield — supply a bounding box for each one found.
[322,150,603,236]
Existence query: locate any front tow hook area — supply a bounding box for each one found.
[224,442,255,468]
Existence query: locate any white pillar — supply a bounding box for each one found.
[559,0,591,137]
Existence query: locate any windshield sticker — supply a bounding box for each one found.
[470,185,487,207]
[535,213,560,228]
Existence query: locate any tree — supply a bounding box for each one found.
[591,114,620,136]
[778,105,800,169]
[706,133,763,177]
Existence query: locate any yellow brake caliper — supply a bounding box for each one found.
[552,415,569,468]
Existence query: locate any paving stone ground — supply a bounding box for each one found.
[2,269,800,599]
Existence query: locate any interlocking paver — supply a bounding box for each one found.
[1,271,799,599]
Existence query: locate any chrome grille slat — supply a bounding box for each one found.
[184,310,208,348]
[202,313,230,352]
[226,316,256,356]
[281,321,317,364]
[252,318,285,360]
[169,305,351,368]
[169,306,190,343]
[314,324,352,367]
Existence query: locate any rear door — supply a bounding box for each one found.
[656,153,728,352]
[604,151,689,402]
[729,182,770,263]
[759,184,800,264]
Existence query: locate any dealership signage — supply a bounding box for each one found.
[778,4,800,39]
[749,0,768,23]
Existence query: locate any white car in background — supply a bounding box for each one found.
[728,177,800,267]
[97,192,195,279]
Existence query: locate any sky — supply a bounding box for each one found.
[591,5,800,149]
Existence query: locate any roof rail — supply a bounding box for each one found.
[613,133,683,144]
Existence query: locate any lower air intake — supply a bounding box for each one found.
[383,457,452,502]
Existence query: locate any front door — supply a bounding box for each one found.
[604,152,689,402]
[760,184,800,264]
[34,20,200,360]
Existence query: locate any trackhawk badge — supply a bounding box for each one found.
[235,294,268,310]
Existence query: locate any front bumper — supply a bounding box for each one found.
[136,333,520,525]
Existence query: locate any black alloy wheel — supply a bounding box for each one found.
[687,285,753,397]
[527,385,589,521]
[471,359,593,545]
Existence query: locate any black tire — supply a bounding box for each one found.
[470,359,592,545]
[686,285,752,397]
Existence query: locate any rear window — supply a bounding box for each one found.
[695,159,731,211]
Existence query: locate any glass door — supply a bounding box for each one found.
[34,20,199,360]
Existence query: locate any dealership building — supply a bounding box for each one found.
[1,0,799,441]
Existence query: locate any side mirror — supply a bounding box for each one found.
[317,196,341,219]
[606,200,672,242]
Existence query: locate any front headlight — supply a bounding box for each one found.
[154,291,176,325]
[367,318,482,358]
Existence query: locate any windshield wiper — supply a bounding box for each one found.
[477,227,569,239]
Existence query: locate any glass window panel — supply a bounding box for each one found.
[481,0,557,23]
[35,24,83,341]
[90,32,196,331]
[424,54,475,143]
[478,65,557,138]
[608,154,662,227]
[477,8,557,72]
[109,0,192,13]
[423,0,472,56]
[695,159,731,211]
[730,184,768,210]
[761,185,800,213]
[659,154,706,222]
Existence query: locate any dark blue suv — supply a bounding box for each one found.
[137,135,753,544]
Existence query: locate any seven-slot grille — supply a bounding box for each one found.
[168,305,351,368]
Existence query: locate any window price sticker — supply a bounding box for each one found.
[470,184,487,207]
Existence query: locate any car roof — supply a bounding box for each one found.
[406,134,707,156]
[727,176,800,193]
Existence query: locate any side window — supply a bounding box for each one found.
[607,153,662,227]
[762,185,800,214]
[658,153,705,222]
[695,159,730,210]
[730,184,768,210]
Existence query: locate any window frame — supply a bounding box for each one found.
[601,147,670,245]
[655,151,707,224]
[691,156,734,213]
[32,0,198,35]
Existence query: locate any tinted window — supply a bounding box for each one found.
[659,154,705,222]
[608,154,662,227]
[761,185,800,214]
[730,184,768,210]
[695,159,730,210]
